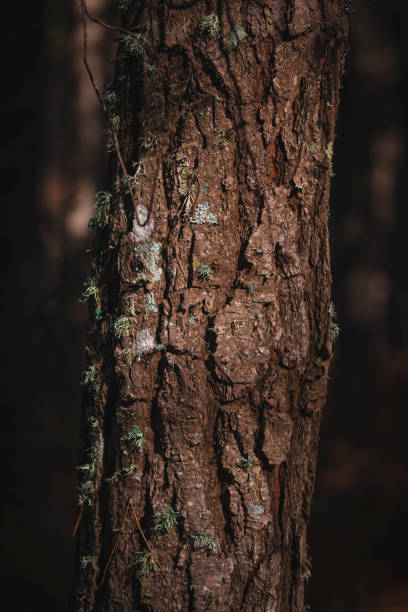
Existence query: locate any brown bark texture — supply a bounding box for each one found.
[72,1,348,610]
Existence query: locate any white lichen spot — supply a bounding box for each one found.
[230,26,247,47]
[246,503,264,523]
[133,329,154,359]
[130,204,154,243]
[190,202,217,226]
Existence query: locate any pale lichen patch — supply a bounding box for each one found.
[133,329,154,358]
[134,241,162,282]
[130,204,154,243]
[246,503,265,522]
[190,202,218,226]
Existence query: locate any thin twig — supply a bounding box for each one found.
[80,0,146,227]
[167,232,188,282]
[100,498,131,586]
[82,1,137,35]
[129,497,168,582]
[99,497,167,586]
[72,505,84,537]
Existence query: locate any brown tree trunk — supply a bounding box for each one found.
[72,1,348,610]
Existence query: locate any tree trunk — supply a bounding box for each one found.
[72,1,348,610]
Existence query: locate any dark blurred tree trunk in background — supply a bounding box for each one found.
[72,2,347,610]
[1,1,108,609]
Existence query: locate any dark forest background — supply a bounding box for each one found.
[1,1,407,610]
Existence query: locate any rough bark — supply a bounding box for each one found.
[72,1,348,610]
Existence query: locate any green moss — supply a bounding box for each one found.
[325,141,333,160]
[80,277,102,320]
[117,348,132,364]
[236,457,254,472]
[89,191,111,228]
[121,464,137,476]
[153,507,180,533]
[88,416,99,429]
[80,555,96,570]
[111,115,120,134]
[176,153,189,169]
[114,315,135,338]
[117,33,145,57]
[198,15,220,39]
[329,322,340,342]
[197,264,213,280]
[121,424,144,451]
[87,443,103,461]
[135,549,158,579]
[77,480,95,507]
[193,532,218,553]
[105,463,138,483]
[154,343,166,352]
[81,364,101,396]
[139,132,159,151]
[247,282,255,295]
[329,302,340,342]
[104,85,118,108]
[76,462,96,478]
[79,276,98,303]
[120,161,144,193]
[214,128,228,149]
